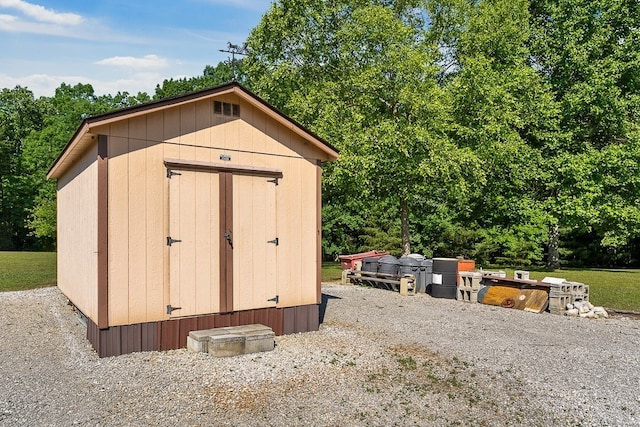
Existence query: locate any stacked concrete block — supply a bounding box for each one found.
[548,281,590,315]
[457,271,484,302]
[514,270,530,280]
[567,281,590,303]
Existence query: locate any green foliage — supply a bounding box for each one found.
[1,0,640,268]
[154,63,238,99]
[247,0,483,255]
[0,87,46,249]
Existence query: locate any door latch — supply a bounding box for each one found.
[267,295,279,304]
[166,237,182,246]
[224,231,233,249]
[166,169,181,178]
[167,305,182,314]
[267,237,279,246]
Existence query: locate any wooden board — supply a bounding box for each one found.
[479,286,549,313]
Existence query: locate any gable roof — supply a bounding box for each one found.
[47,81,339,179]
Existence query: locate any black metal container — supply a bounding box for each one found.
[430,257,459,299]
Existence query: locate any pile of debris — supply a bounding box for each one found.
[338,251,612,319]
[566,301,609,318]
[545,277,607,317]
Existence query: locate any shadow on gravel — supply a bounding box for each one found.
[319,293,341,324]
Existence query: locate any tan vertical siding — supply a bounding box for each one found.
[232,175,277,311]
[299,159,319,305]
[277,157,303,307]
[108,132,130,325]
[127,116,148,323]
[145,112,165,321]
[57,144,98,321]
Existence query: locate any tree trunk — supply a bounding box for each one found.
[400,196,411,256]
[546,224,560,269]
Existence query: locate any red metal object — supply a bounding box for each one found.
[338,250,389,270]
[457,259,476,285]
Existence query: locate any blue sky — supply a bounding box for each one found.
[0,0,272,97]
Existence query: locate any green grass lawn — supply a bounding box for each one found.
[516,268,640,312]
[0,252,57,292]
[1,253,638,312]
[322,261,640,312]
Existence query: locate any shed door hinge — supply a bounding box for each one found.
[167,236,182,246]
[267,295,279,304]
[267,237,279,246]
[167,169,181,178]
[167,305,182,314]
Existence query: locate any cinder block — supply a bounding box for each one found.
[548,295,570,314]
[187,335,207,353]
[514,270,530,280]
[483,270,507,278]
[457,287,479,303]
[342,269,351,285]
[188,328,219,353]
[400,276,416,296]
[208,334,246,357]
[244,331,275,354]
[459,272,483,290]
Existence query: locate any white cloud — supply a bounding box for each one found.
[0,71,174,98]
[0,13,16,22]
[0,73,83,97]
[0,15,82,36]
[95,54,169,70]
[0,0,83,25]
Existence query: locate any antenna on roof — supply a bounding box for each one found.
[219,42,250,82]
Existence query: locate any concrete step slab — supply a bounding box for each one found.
[187,324,275,357]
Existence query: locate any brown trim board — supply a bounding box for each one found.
[316,161,322,304]
[219,172,234,313]
[97,134,109,329]
[164,158,283,179]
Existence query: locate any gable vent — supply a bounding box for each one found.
[214,101,240,117]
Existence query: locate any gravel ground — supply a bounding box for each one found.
[1,284,639,426]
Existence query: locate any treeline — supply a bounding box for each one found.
[2,0,639,268]
[0,63,234,250]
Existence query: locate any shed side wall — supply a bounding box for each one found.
[57,143,98,321]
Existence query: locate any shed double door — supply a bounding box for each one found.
[167,168,278,318]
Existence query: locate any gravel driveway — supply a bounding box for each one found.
[1,284,639,426]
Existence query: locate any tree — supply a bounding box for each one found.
[428,0,562,265]
[530,0,640,265]
[0,86,45,249]
[154,63,238,100]
[23,83,135,247]
[246,0,482,256]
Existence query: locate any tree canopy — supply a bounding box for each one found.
[2,0,640,268]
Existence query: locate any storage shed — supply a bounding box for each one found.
[47,82,338,357]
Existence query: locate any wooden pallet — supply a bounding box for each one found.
[342,270,416,296]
